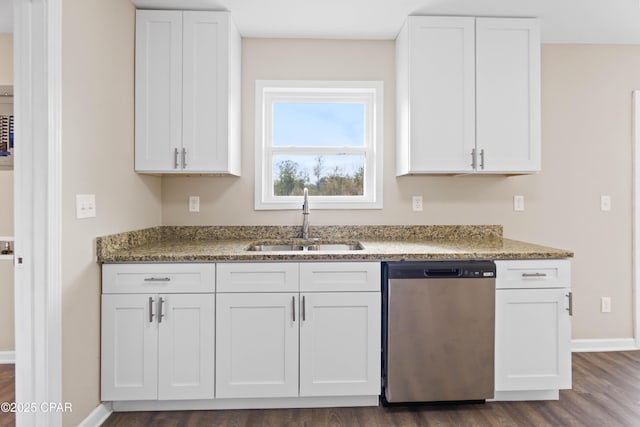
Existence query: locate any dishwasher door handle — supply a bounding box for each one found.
[424,268,462,278]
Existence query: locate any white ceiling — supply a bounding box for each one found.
[134,0,640,44]
[2,0,640,43]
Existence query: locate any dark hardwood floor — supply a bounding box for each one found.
[1,352,639,426]
[103,352,640,427]
[0,364,15,427]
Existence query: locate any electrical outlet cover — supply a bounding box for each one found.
[189,196,200,213]
[514,195,525,212]
[412,196,423,212]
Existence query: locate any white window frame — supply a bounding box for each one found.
[255,80,383,210]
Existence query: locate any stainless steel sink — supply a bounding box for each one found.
[247,242,364,252]
[307,243,363,251]
[248,244,303,251]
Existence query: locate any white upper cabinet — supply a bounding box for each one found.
[476,18,541,173]
[135,10,182,173]
[396,16,476,174]
[135,10,241,175]
[396,16,540,175]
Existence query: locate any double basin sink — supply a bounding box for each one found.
[247,241,364,252]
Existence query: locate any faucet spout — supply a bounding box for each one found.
[302,187,310,239]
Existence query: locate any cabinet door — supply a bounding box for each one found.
[476,18,541,173]
[216,293,299,398]
[495,288,571,391]
[398,16,476,174]
[299,292,381,397]
[101,294,158,401]
[135,10,183,172]
[158,294,215,400]
[182,12,228,173]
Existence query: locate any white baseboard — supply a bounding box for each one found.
[0,351,15,364]
[491,389,559,401]
[572,338,639,352]
[77,402,113,427]
[111,395,378,412]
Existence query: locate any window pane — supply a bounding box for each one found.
[272,103,365,147]
[273,154,364,196]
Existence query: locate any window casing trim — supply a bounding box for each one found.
[254,80,383,210]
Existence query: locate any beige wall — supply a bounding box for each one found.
[0,168,13,352]
[0,34,12,85]
[163,39,640,341]
[0,168,14,352]
[0,33,13,353]
[61,0,162,425]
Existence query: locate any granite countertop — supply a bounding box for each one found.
[96,225,573,263]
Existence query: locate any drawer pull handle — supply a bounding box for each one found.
[567,292,573,316]
[302,296,306,321]
[292,296,296,322]
[174,148,179,169]
[144,277,171,282]
[522,272,547,278]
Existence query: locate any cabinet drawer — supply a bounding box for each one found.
[495,260,570,289]
[217,263,299,293]
[102,263,215,294]
[300,262,381,292]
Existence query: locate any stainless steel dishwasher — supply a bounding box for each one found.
[382,261,496,404]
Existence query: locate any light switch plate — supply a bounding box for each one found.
[76,194,96,219]
[601,195,611,212]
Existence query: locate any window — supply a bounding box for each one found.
[255,80,383,210]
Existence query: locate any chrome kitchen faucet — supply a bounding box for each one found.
[302,187,310,239]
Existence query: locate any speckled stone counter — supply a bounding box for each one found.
[96,225,573,263]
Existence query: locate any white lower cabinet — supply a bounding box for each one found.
[299,292,381,397]
[101,264,215,401]
[101,294,159,401]
[215,262,381,400]
[494,260,572,399]
[157,294,216,400]
[215,292,299,398]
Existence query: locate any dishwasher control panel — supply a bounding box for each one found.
[386,261,496,279]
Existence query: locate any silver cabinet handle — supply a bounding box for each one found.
[480,149,485,170]
[292,296,296,322]
[522,272,547,278]
[174,148,179,169]
[158,297,165,323]
[302,296,306,321]
[148,296,155,323]
[567,292,573,316]
[182,148,187,169]
[144,277,171,282]
[471,148,476,169]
